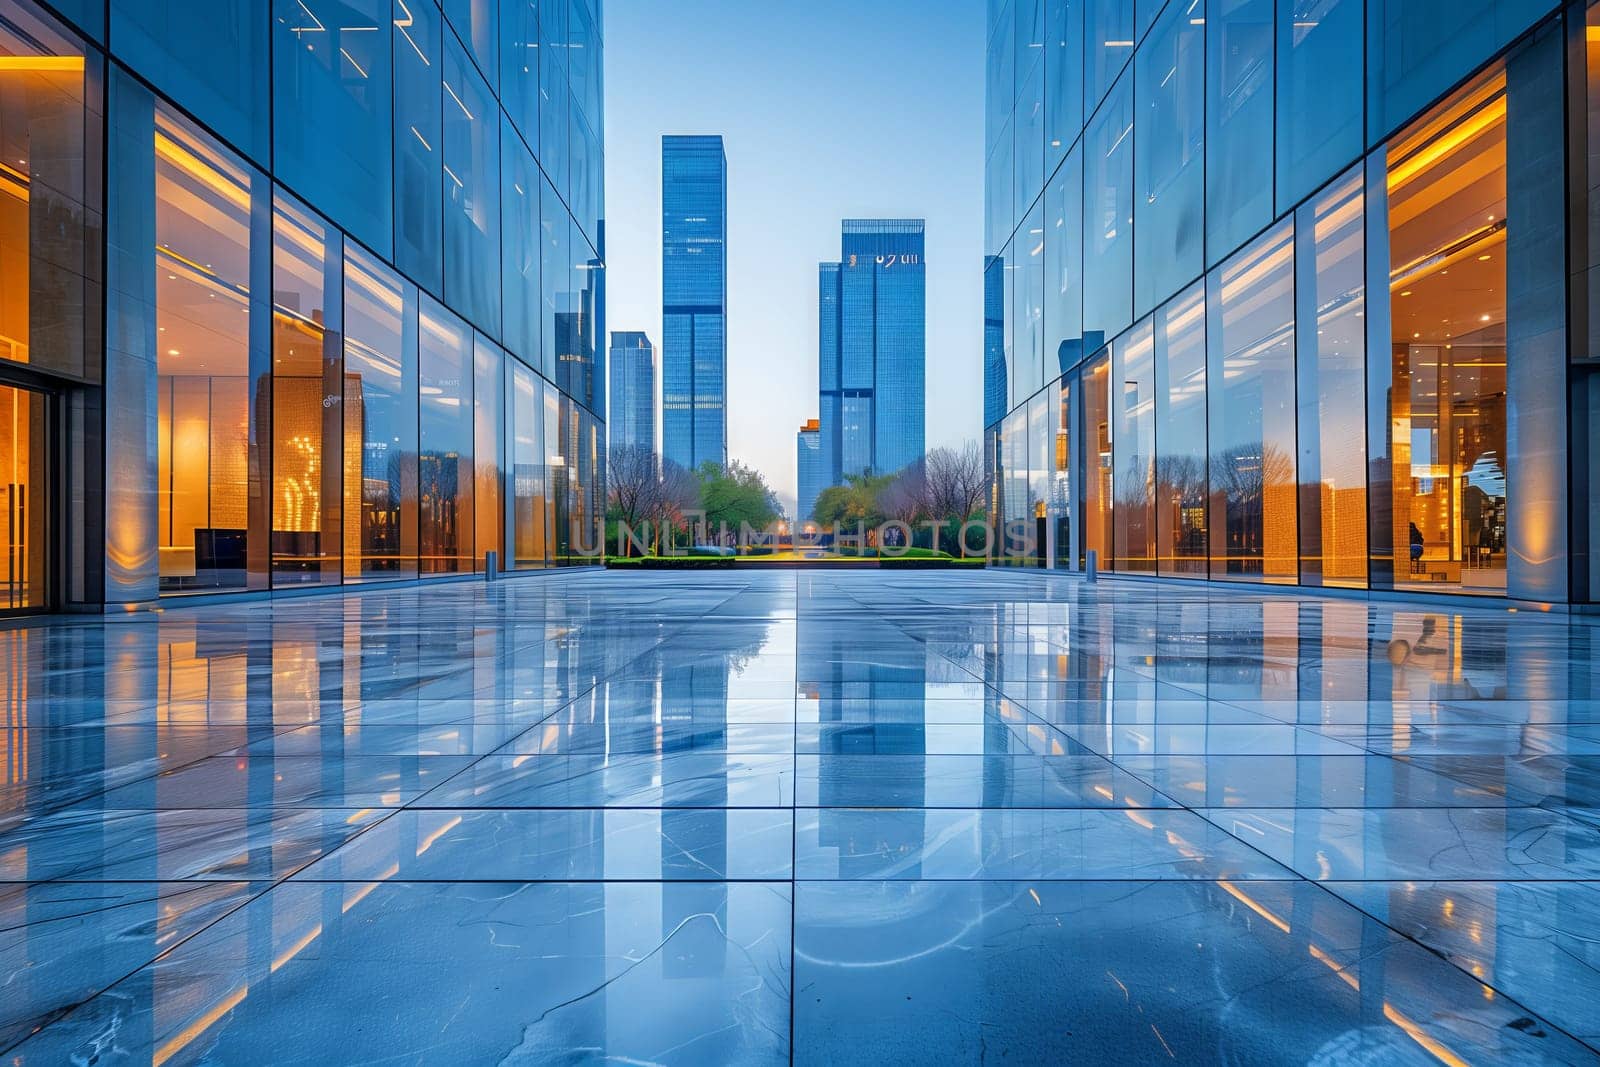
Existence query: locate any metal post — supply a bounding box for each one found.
[1084,548,1097,584]
[485,549,498,582]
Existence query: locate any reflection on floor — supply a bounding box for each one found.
[1,570,1599,1062]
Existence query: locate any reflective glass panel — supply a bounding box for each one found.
[0,384,47,609]
[444,0,498,89]
[1154,283,1207,576]
[343,247,418,580]
[1295,167,1367,587]
[395,0,443,294]
[499,0,539,146]
[1133,0,1203,315]
[1044,143,1084,374]
[113,0,266,161]
[501,117,541,368]
[1052,378,1072,567]
[1080,350,1111,568]
[1085,0,1133,115]
[154,108,258,594]
[1015,202,1045,407]
[1014,58,1044,223]
[1083,71,1132,343]
[1276,0,1361,210]
[1207,0,1273,264]
[443,34,501,334]
[543,378,559,563]
[1386,69,1508,595]
[0,1,99,381]
[271,193,343,586]
[1206,220,1297,581]
[473,332,503,567]
[1044,0,1082,174]
[511,359,546,568]
[272,0,393,257]
[1112,317,1154,572]
[419,295,474,573]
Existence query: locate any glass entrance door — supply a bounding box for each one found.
[0,384,46,612]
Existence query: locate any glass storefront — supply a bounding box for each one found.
[0,384,45,611]
[987,0,1585,602]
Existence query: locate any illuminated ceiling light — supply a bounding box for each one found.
[1480,314,1491,322]
[1400,290,1411,297]
[167,348,180,356]
[1477,254,1491,261]
[0,56,86,72]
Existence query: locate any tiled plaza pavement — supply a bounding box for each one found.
[2,569,1599,1063]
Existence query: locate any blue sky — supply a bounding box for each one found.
[603,0,986,515]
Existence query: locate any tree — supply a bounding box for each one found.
[920,442,988,554]
[812,471,893,532]
[695,460,782,539]
[606,447,700,555]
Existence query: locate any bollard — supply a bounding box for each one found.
[485,549,498,582]
[1084,548,1097,584]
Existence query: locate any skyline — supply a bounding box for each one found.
[604,0,984,516]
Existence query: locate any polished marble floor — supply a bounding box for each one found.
[1,570,1599,1063]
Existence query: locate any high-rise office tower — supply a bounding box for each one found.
[817,220,926,485]
[796,419,823,524]
[608,332,657,453]
[661,135,728,472]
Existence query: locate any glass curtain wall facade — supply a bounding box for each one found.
[986,0,1594,605]
[797,419,822,524]
[661,134,726,473]
[607,330,655,453]
[0,0,604,612]
[817,219,927,485]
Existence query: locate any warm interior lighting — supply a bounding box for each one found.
[0,55,84,72]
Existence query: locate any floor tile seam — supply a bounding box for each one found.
[1185,803,1600,1053]
[0,867,287,1058]
[0,584,772,1050]
[1301,874,1600,1056]
[390,577,772,814]
[789,569,799,1067]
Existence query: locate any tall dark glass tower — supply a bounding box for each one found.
[818,220,926,484]
[661,135,727,472]
[608,331,656,454]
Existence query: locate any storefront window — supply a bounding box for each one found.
[1112,318,1154,571]
[473,333,504,568]
[1385,67,1511,594]
[343,247,418,580]
[1154,283,1207,576]
[1295,168,1367,587]
[154,107,264,594]
[1052,378,1072,568]
[272,193,343,585]
[511,359,545,568]
[419,295,474,573]
[0,0,100,381]
[1080,350,1111,568]
[1028,388,1050,566]
[1207,220,1297,581]
[543,380,560,563]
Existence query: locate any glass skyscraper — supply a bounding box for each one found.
[0,0,604,613]
[796,419,823,524]
[661,134,727,472]
[984,0,1600,605]
[818,220,926,485]
[608,331,656,454]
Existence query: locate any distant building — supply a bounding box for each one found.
[817,220,925,485]
[608,332,656,454]
[661,135,727,472]
[796,419,823,524]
